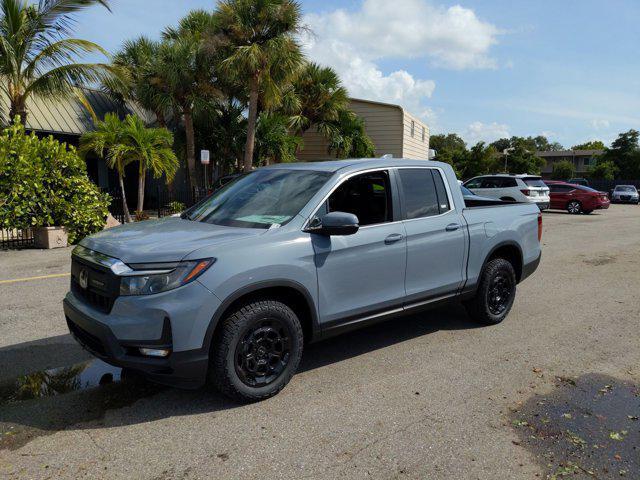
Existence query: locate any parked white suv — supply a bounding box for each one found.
[463,174,550,210]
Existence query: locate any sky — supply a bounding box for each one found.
[70,0,640,148]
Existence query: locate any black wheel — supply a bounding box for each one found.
[464,258,517,325]
[567,200,582,214]
[583,209,593,214]
[209,299,303,402]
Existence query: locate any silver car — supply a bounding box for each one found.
[611,185,639,204]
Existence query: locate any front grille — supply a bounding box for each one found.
[67,317,106,356]
[621,195,630,201]
[71,256,120,313]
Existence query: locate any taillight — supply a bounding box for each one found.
[537,213,542,242]
[521,189,531,196]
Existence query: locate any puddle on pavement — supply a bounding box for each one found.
[0,359,165,450]
[510,373,639,479]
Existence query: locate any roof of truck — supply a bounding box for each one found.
[262,158,441,173]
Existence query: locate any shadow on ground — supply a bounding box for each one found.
[0,304,478,450]
[511,373,639,479]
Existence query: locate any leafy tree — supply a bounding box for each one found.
[547,141,564,151]
[502,139,545,174]
[328,110,375,158]
[550,160,575,180]
[255,111,300,165]
[572,140,605,150]
[0,0,118,124]
[601,129,640,179]
[288,62,349,140]
[588,160,617,180]
[79,113,133,223]
[489,137,512,153]
[458,142,499,179]
[1,120,109,242]
[430,133,466,155]
[214,0,304,173]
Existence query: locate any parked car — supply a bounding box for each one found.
[460,185,502,206]
[568,178,590,186]
[463,174,550,210]
[64,159,542,401]
[610,185,639,204]
[544,180,610,214]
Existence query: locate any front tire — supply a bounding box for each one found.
[209,299,304,402]
[464,258,517,325]
[567,200,582,214]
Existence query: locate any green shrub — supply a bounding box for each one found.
[168,201,186,214]
[0,120,110,243]
[551,160,575,180]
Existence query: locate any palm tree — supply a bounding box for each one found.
[328,110,376,159]
[152,10,221,191]
[289,62,348,140]
[0,0,118,124]
[113,115,178,213]
[255,111,300,165]
[214,0,304,173]
[79,113,133,223]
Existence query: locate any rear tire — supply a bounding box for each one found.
[567,200,582,214]
[583,209,593,214]
[209,299,304,402]
[464,258,517,325]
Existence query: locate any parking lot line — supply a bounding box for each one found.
[0,272,70,285]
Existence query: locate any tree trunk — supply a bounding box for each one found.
[243,75,259,173]
[155,110,167,129]
[184,108,197,191]
[137,167,146,214]
[119,173,133,223]
[9,96,28,125]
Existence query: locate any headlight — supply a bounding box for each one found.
[119,259,214,296]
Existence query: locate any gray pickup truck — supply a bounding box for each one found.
[64,159,542,401]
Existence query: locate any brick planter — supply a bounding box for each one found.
[34,226,68,249]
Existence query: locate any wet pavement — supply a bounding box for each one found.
[511,374,639,479]
[0,360,164,451]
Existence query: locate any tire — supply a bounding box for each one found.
[567,200,582,214]
[209,299,304,402]
[583,209,593,214]
[464,258,517,325]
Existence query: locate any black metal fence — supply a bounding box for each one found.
[1,228,35,250]
[588,179,640,194]
[155,186,209,218]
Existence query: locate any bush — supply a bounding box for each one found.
[0,121,110,243]
[551,160,575,180]
[168,201,186,214]
[588,160,617,180]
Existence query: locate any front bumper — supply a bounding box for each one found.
[612,196,639,203]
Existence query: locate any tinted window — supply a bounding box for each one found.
[432,170,451,213]
[523,177,546,187]
[615,186,636,192]
[187,169,331,228]
[327,171,392,226]
[464,178,482,189]
[549,184,574,193]
[576,185,599,192]
[399,169,440,219]
[460,185,474,196]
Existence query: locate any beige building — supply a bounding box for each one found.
[537,149,604,179]
[297,98,430,161]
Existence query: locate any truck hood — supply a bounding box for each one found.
[80,217,264,264]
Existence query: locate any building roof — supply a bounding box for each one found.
[0,88,153,136]
[536,149,604,157]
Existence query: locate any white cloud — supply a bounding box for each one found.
[590,119,610,130]
[464,121,510,144]
[302,0,500,122]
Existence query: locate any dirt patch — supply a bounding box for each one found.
[583,255,616,266]
[510,374,639,479]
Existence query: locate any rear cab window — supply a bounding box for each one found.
[398,168,451,220]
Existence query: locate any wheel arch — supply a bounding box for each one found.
[481,241,524,283]
[203,280,319,356]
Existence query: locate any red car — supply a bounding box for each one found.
[544,181,610,214]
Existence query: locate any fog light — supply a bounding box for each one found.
[139,348,171,357]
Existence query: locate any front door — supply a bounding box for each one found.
[311,170,407,325]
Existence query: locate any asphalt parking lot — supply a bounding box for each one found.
[1,205,639,479]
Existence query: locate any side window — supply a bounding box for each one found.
[326,171,392,226]
[432,170,451,213]
[502,178,518,187]
[481,177,498,188]
[398,169,440,219]
[465,178,482,189]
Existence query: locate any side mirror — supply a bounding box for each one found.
[306,211,359,236]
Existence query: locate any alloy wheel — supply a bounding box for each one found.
[487,272,513,316]
[567,201,581,214]
[235,318,292,387]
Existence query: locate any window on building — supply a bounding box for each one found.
[410,120,415,137]
[421,126,426,142]
[325,171,393,226]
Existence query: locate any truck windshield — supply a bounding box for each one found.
[185,169,332,228]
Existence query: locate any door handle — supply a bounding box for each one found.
[384,233,404,244]
[445,223,460,232]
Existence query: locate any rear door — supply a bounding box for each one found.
[397,168,466,303]
[549,184,575,209]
